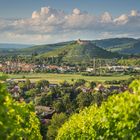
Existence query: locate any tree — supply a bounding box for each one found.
[0,83,42,140]
[89,81,96,89]
[56,80,140,140]
[0,74,8,81]
[53,100,66,113]
[36,80,49,89]
[76,92,94,110]
[75,79,86,87]
[25,88,38,98]
[47,113,67,140]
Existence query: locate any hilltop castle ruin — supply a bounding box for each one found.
[77,39,90,45]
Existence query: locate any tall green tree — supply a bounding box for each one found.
[47,113,67,140]
[0,84,42,140]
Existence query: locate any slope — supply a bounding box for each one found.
[94,38,137,49]
[19,42,72,55]
[39,40,121,63]
[107,41,140,54]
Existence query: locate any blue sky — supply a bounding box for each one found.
[0,0,140,44]
[1,0,140,18]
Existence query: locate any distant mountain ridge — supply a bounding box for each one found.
[0,43,32,49]
[0,38,139,56]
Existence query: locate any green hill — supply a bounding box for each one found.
[39,40,121,63]
[106,41,140,55]
[94,38,137,49]
[0,38,139,56]
[94,38,140,55]
[20,42,71,55]
[22,38,139,56]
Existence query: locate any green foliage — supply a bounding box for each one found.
[53,100,66,113]
[75,79,86,87]
[118,59,140,66]
[76,92,94,110]
[90,81,96,89]
[56,80,140,140]
[47,113,68,140]
[39,41,120,64]
[0,74,9,81]
[0,84,42,140]
[36,80,49,89]
[25,88,38,98]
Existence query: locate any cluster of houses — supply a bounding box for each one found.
[86,65,140,73]
[107,65,140,72]
[39,65,76,72]
[1,60,140,74]
[0,61,77,73]
[0,61,35,73]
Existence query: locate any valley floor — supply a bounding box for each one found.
[7,73,131,83]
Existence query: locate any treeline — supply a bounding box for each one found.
[118,58,140,66]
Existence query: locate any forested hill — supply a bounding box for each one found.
[113,40,140,54]
[94,38,137,49]
[39,40,121,63]
[20,41,72,55]
[94,38,140,55]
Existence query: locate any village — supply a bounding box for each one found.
[0,61,77,73]
[0,60,140,74]
[6,76,130,125]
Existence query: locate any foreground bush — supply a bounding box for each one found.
[0,84,42,140]
[56,80,140,140]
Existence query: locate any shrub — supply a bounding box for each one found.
[56,80,140,140]
[0,84,42,140]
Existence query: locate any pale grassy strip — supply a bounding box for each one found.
[7,73,131,84]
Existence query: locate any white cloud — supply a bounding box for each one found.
[101,12,112,23]
[32,11,40,19]
[0,7,140,44]
[114,14,128,25]
[130,10,139,16]
[72,8,81,15]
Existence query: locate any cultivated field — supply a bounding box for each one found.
[7,73,131,83]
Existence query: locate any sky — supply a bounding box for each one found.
[0,0,140,44]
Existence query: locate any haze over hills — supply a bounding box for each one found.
[0,43,32,55]
[0,43,32,49]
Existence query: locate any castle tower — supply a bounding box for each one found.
[77,39,90,45]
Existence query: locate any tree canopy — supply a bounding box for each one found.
[0,84,42,140]
[56,80,140,140]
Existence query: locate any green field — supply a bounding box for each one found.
[7,73,131,83]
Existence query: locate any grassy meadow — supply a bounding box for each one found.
[7,73,131,83]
